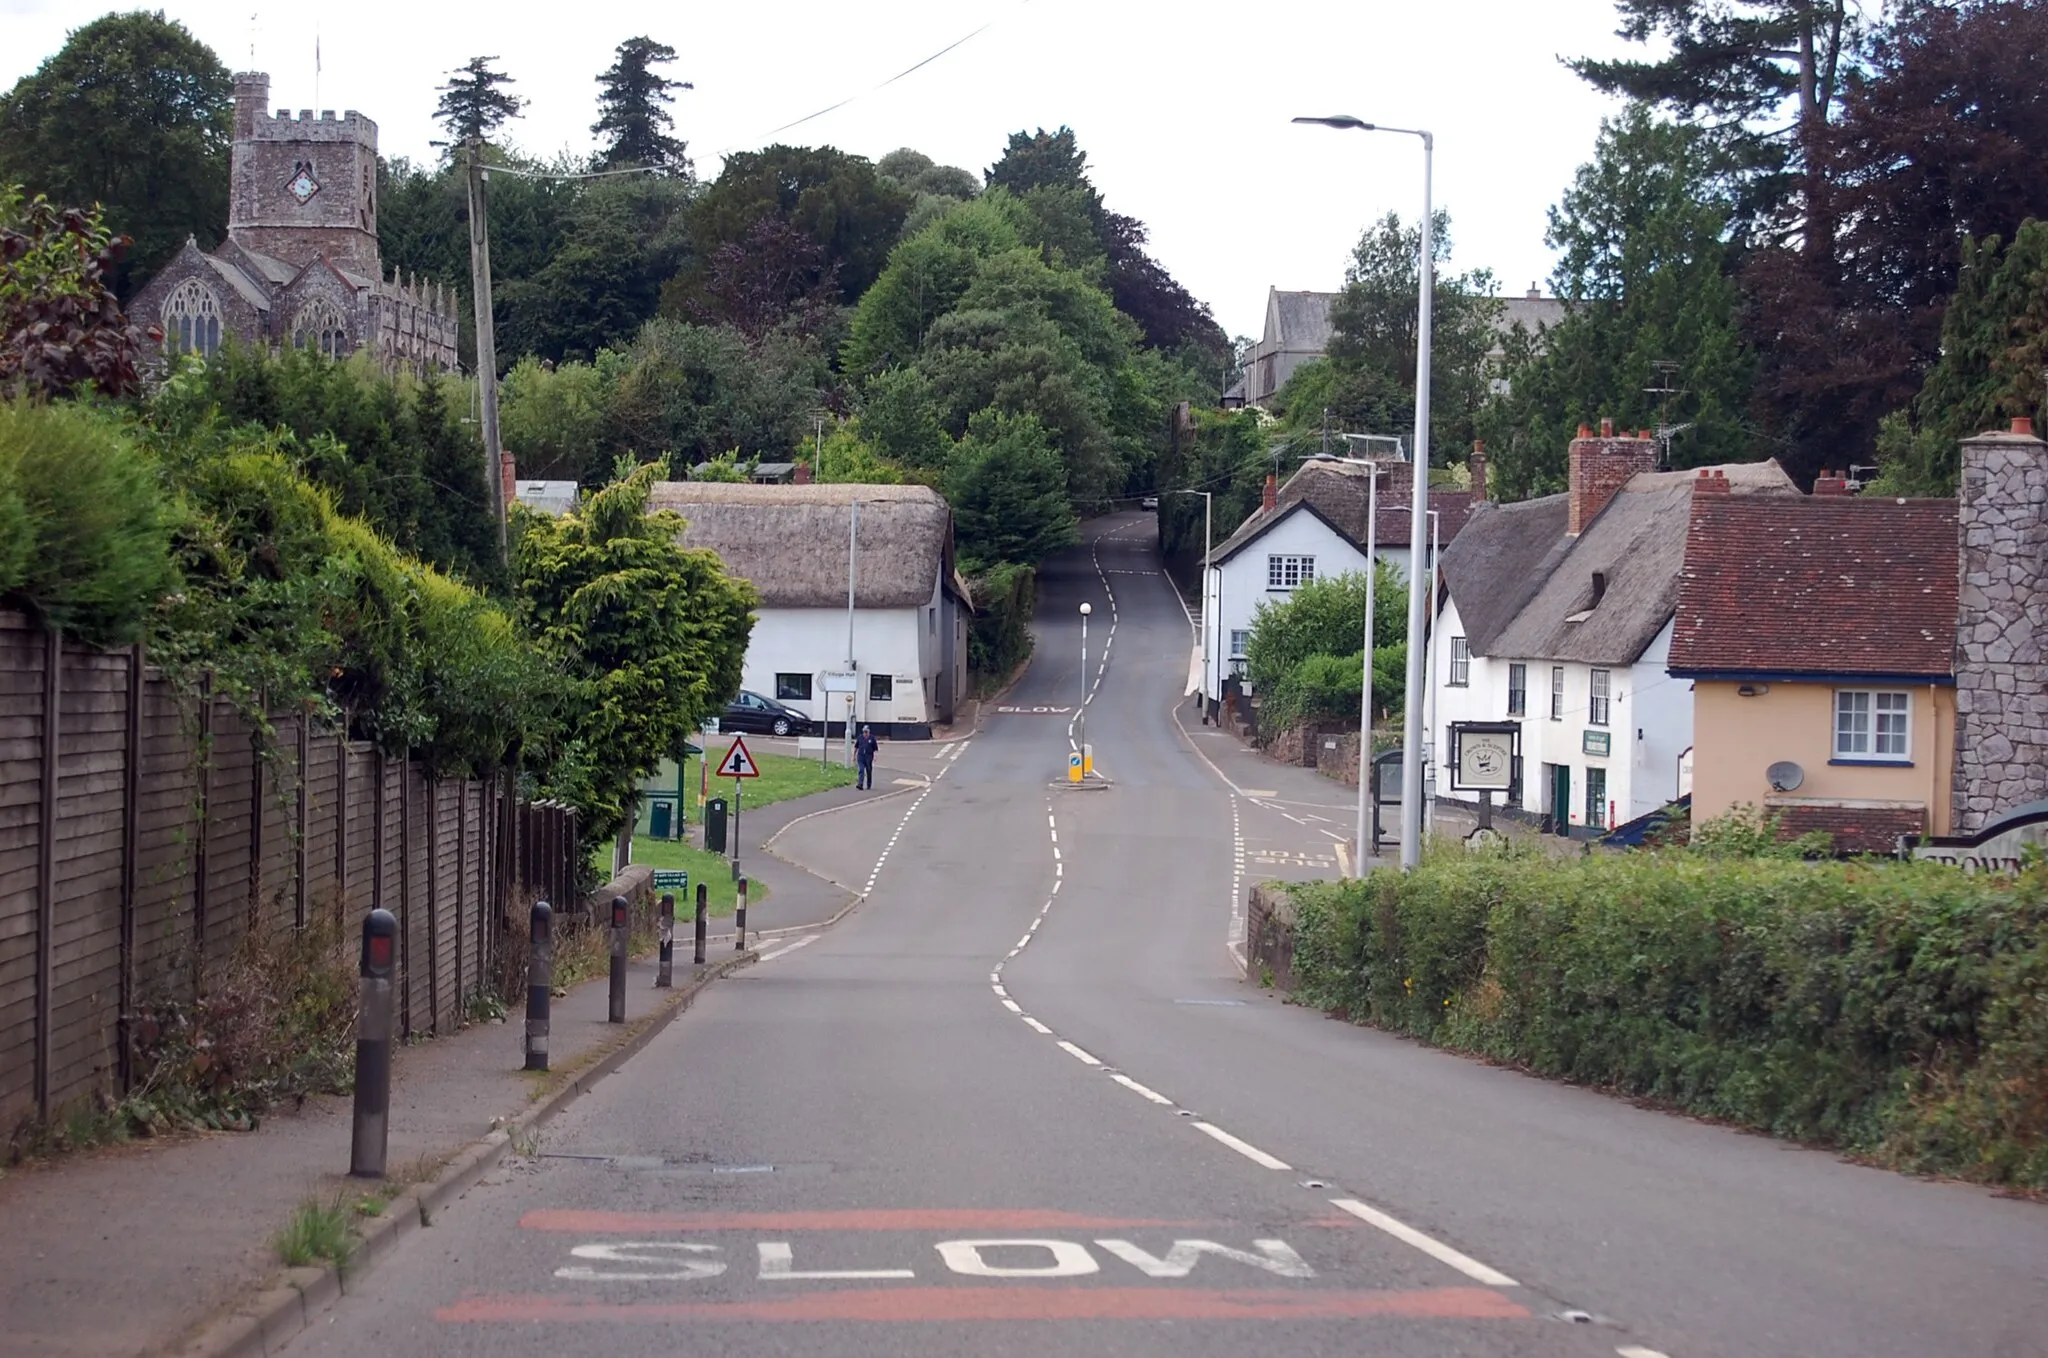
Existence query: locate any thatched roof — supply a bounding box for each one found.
[1485,462,1799,666]
[647,482,968,610]
[1207,459,1475,565]
[1440,494,1573,654]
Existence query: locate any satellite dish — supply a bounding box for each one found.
[1766,760,1805,793]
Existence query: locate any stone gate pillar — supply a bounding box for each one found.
[1953,418,2048,831]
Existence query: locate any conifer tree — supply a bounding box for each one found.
[434,57,525,146]
[593,37,691,175]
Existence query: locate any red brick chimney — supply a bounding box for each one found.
[1262,473,1278,511]
[1468,440,1488,503]
[793,462,813,485]
[1568,421,1659,534]
[1693,467,1730,495]
[1812,468,1848,496]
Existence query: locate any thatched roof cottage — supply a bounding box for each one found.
[648,482,973,737]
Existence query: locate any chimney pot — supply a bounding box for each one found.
[1262,473,1278,512]
[2013,416,2035,437]
[1577,423,1592,439]
[1468,440,1488,503]
[793,462,813,485]
[1600,417,1615,438]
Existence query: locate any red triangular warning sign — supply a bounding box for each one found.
[716,735,760,778]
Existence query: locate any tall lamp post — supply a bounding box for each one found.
[1306,453,1377,870]
[1078,602,1092,759]
[1169,490,1216,707]
[1294,114,1435,869]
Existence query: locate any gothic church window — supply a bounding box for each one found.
[161,278,222,357]
[293,298,351,358]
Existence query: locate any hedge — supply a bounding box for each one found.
[1284,847,2048,1187]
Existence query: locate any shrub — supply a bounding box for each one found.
[1284,846,2048,1187]
[0,397,174,642]
[966,560,1034,686]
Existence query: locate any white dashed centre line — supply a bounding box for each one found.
[1327,1198,1518,1287]
[1192,1122,1292,1171]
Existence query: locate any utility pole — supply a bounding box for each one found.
[465,140,509,568]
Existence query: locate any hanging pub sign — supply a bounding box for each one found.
[1449,721,1519,793]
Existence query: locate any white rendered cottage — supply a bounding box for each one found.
[1199,459,1474,705]
[648,482,973,738]
[1431,426,1797,833]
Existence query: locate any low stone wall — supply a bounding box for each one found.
[1315,730,1363,786]
[579,863,654,921]
[1245,881,1298,990]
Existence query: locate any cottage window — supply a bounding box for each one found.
[1507,663,1527,717]
[1266,554,1315,590]
[774,673,812,702]
[1834,690,1910,761]
[869,673,894,702]
[1448,637,1470,687]
[1584,766,1608,829]
[1229,629,1251,658]
[161,278,222,357]
[1589,668,1611,726]
[1550,666,1565,720]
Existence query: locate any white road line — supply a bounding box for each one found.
[1110,1073,1174,1105]
[1327,1197,1518,1287]
[756,934,819,964]
[1192,1122,1291,1171]
[991,984,1007,997]
[1021,1016,1052,1034]
[1056,1041,1101,1066]
[1001,999,1022,1013]
[1615,1349,1673,1358]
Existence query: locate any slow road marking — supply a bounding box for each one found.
[439,1285,1530,1324]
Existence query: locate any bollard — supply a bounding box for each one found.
[349,908,399,1178]
[735,877,748,951]
[693,881,708,965]
[608,895,629,1024]
[524,900,552,1072]
[655,890,677,988]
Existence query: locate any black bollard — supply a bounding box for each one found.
[349,908,399,1178]
[608,895,629,1023]
[735,877,748,951]
[693,881,708,965]
[655,889,678,988]
[524,900,552,1072]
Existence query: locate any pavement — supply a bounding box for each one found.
[24,515,2048,1358]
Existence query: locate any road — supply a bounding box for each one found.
[289,515,2048,1358]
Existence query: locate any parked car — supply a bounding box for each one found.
[720,689,813,736]
[1140,495,1159,510]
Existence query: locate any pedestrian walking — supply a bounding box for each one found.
[855,724,878,789]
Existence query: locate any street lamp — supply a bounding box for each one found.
[1168,490,1216,709]
[1389,504,1442,839]
[1078,602,1093,760]
[1294,114,1435,869]
[1306,452,1378,871]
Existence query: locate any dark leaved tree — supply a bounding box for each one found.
[435,57,526,146]
[0,191,157,401]
[0,11,230,295]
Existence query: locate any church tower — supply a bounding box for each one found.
[225,71,381,275]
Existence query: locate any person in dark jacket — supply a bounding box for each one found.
[855,725,878,789]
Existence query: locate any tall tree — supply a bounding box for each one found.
[665,145,910,313]
[593,37,692,175]
[946,411,1077,567]
[1482,107,1755,498]
[435,57,526,146]
[1870,220,2048,496]
[1571,0,1858,246]
[0,11,229,294]
[985,127,1091,195]
[1279,211,1501,461]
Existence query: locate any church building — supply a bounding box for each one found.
[129,72,459,372]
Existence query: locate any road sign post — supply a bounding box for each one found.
[715,735,761,880]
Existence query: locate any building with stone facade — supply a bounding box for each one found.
[128,72,458,372]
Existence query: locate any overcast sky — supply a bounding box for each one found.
[2,0,1640,338]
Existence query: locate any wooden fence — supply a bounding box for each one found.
[0,612,563,1130]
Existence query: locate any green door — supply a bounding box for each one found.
[1550,763,1572,836]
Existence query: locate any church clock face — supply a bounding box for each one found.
[286,161,320,204]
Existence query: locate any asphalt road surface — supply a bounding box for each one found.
[289,516,2048,1358]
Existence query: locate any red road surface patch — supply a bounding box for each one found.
[520,1209,1197,1233]
[438,1286,1530,1324]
